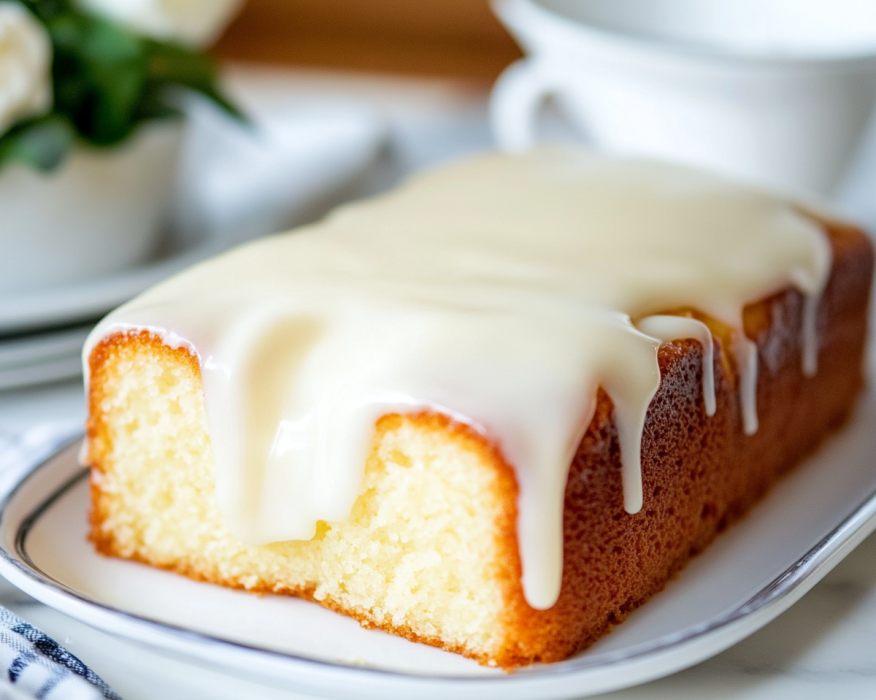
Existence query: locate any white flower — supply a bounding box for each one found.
[78,0,244,47]
[0,2,52,138]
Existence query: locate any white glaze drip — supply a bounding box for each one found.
[84,147,834,610]
[802,292,822,376]
[637,316,717,417]
[735,335,760,435]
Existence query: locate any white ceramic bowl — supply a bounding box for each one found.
[491,0,876,195]
[0,122,182,297]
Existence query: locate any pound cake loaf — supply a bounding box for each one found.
[84,148,873,669]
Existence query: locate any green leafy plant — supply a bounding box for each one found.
[0,0,242,172]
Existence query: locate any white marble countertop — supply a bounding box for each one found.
[2,65,876,699]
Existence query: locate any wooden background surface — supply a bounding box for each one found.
[215,0,523,82]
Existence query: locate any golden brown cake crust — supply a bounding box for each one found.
[86,221,873,669]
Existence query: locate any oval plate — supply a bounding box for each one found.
[1,390,876,700]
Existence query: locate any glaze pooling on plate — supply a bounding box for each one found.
[84,146,832,610]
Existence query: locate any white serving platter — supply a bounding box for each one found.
[0,384,875,700]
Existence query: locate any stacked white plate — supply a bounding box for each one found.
[0,326,92,392]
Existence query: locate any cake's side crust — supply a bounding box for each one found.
[501,220,873,665]
[86,222,873,669]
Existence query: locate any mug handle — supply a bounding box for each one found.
[490,58,557,152]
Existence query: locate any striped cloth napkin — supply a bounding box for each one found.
[0,424,121,700]
[0,608,119,700]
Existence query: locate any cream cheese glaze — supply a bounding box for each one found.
[84,146,833,610]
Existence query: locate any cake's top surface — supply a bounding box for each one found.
[85,146,833,610]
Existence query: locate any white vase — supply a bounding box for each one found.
[0,121,183,297]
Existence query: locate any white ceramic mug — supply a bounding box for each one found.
[491,0,876,195]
